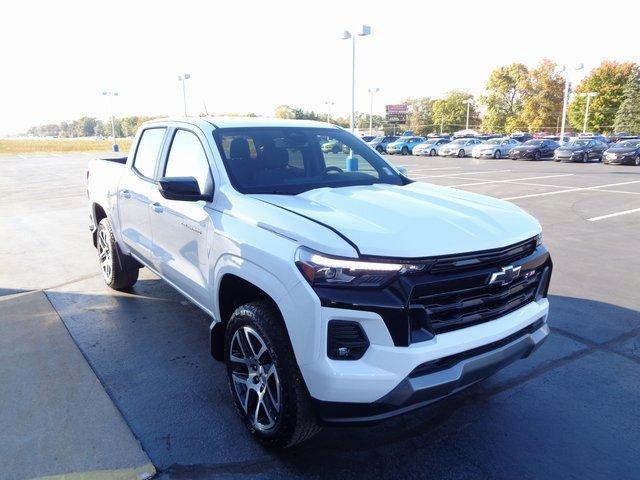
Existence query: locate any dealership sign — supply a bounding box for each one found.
[385,104,408,123]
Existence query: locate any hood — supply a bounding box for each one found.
[513,144,539,151]
[606,146,637,153]
[252,183,540,258]
[557,145,585,152]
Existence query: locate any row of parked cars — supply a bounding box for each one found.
[365,133,640,165]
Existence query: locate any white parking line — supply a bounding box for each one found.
[405,167,462,172]
[501,180,640,200]
[449,174,574,188]
[587,208,640,222]
[411,169,512,179]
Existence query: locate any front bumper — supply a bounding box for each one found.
[314,316,548,424]
[604,155,635,165]
[510,151,534,159]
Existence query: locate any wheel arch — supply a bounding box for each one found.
[91,202,109,247]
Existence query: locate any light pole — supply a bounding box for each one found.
[559,64,584,144]
[102,91,119,152]
[463,99,472,130]
[178,74,191,116]
[324,100,334,123]
[368,88,380,135]
[580,92,598,133]
[341,25,371,133]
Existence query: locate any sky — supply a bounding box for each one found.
[1,0,639,135]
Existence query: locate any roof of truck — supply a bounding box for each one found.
[144,116,338,130]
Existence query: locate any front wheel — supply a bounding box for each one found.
[457,149,465,158]
[401,146,409,155]
[534,150,541,161]
[96,218,139,290]
[225,301,321,448]
[582,152,588,163]
[635,155,640,166]
[493,150,501,159]
[430,148,437,156]
[376,146,384,153]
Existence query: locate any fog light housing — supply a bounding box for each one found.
[535,266,551,301]
[327,320,369,360]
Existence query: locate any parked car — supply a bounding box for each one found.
[577,133,610,144]
[510,132,533,143]
[509,139,559,160]
[553,138,607,163]
[360,135,376,143]
[368,135,399,153]
[438,138,483,157]
[321,139,348,154]
[386,136,427,155]
[87,117,551,448]
[603,139,640,166]
[471,137,520,159]
[412,137,451,156]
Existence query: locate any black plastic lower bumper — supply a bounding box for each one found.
[312,318,549,425]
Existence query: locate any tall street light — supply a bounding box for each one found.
[463,99,473,130]
[368,88,380,135]
[102,91,119,152]
[178,74,191,116]
[324,100,335,123]
[341,25,371,133]
[581,92,598,133]
[559,64,584,144]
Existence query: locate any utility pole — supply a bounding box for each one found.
[324,100,334,123]
[559,64,584,144]
[463,99,472,130]
[178,74,191,116]
[102,91,119,152]
[341,26,371,133]
[440,115,444,135]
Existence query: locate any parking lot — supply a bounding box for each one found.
[1,152,639,479]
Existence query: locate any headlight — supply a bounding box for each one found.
[295,246,427,287]
[535,232,543,246]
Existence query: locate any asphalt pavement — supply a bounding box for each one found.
[1,152,639,479]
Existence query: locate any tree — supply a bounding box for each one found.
[518,59,564,133]
[72,116,98,137]
[480,63,529,133]
[568,61,638,133]
[432,91,479,134]
[614,73,640,134]
[403,97,435,136]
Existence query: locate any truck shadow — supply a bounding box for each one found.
[45,279,640,479]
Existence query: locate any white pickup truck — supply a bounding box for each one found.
[87,117,552,447]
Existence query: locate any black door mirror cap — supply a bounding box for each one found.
[158,176,212,202]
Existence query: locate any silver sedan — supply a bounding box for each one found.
[472,138,520,159]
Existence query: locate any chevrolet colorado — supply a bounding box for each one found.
[87,117,552,447]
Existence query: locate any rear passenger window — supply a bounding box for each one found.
[133,128,166,179]
[164,130,211,194]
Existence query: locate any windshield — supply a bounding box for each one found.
[371,136,384,142]
[484,139,501,145]
[618,140,640,148]
[571,139,590,147]
[451,139,468,145]
[213,127,403,195]
[523,140,543,146]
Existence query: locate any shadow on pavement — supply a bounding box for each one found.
[45,280,640,480]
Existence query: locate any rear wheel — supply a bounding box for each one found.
[401,146,409,155]
[225,301,320,448]
[430,148,437,156]
[96,218,139,290]
[534,150,541,161]
[493,150,501,159]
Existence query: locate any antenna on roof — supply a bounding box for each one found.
[202,100,209,116]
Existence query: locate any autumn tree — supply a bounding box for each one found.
[518,59,564,133]
[432,91,479,134]
[480,63,529,133]
[614,73,640,134]
[402,97,435,136]
[568,61,638,133]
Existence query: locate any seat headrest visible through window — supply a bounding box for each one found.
[261,146,289,169]
[230,137,251,159]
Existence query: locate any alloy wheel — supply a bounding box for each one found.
[635,156,640,166]
[228,326,281,431]
[97,228,113,282]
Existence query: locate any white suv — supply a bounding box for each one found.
[87,117,552,447]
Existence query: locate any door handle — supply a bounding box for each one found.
[121,189,131,199]
[151,202,163,213]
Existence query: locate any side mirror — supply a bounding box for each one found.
[397,166,408,176]
[158,176,210,202]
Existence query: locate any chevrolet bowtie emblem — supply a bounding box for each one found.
[489,265,521,286]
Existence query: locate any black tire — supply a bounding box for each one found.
[430,148,437,156]
[635,155,640,166]
[401,146,409,155]
[96,218,139,290]
[534,150,541,161]
[493,150,501,159]
[582,152,588,163]
[225,301,321,448]
[376,146,384,153]
[457,149,465,158]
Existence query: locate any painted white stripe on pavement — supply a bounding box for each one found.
[501,180,640,200]
[587,208,640,222]
[411,169,512,179]
[450,174,574,188]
